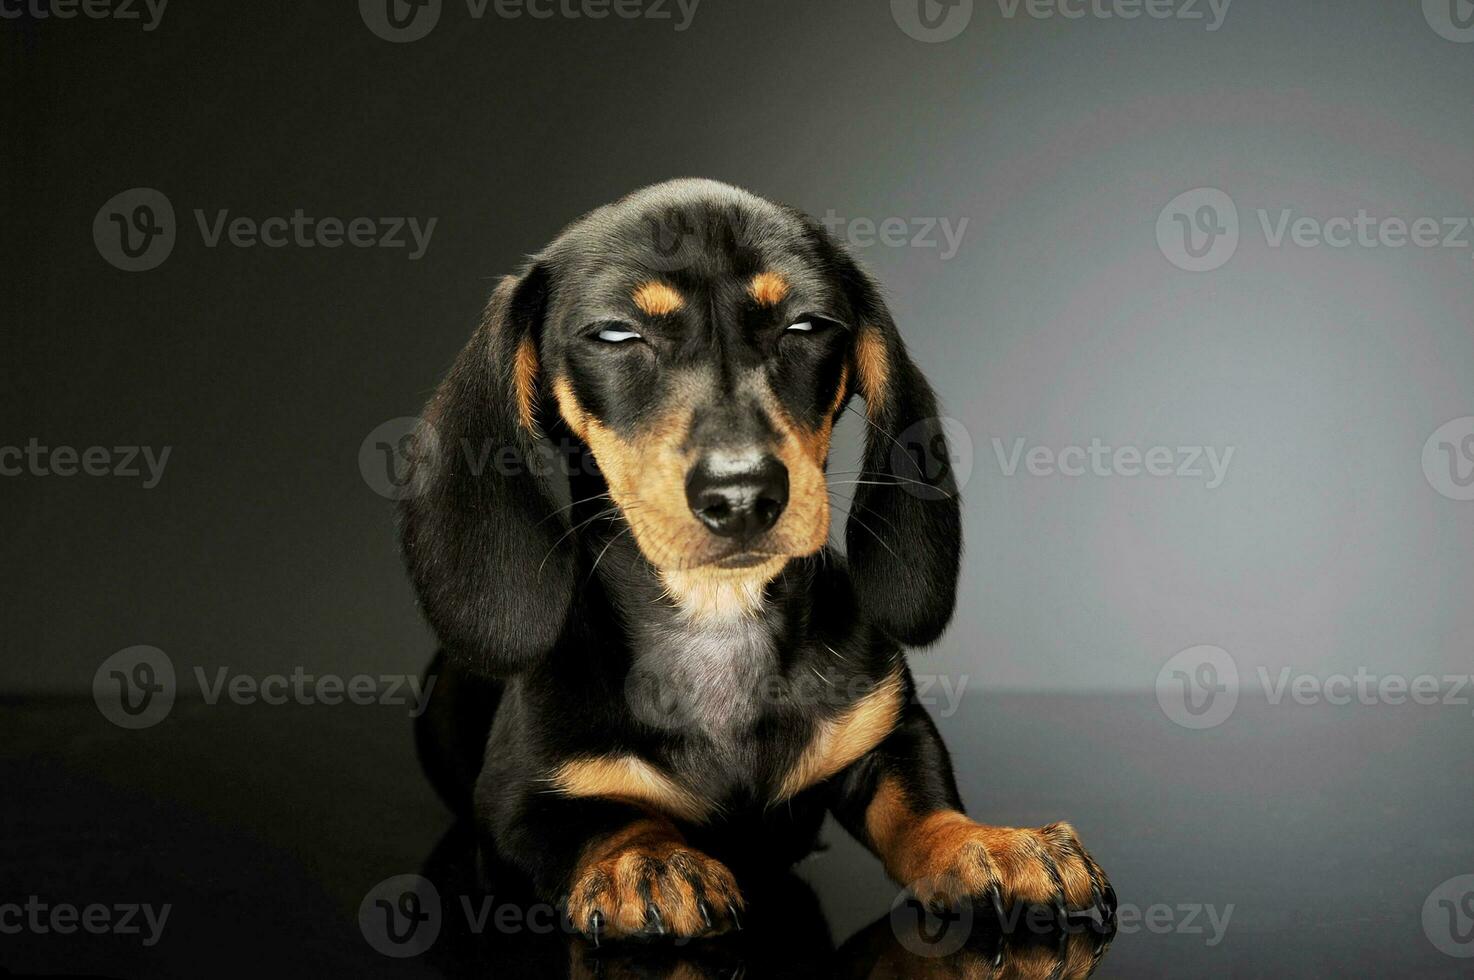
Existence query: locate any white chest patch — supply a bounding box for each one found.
[628,612,778,741]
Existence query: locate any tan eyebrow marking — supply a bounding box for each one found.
[748,271,791,307]
[854,325,890,419]
[513,337,540,435]
[549,754,718,824]
[632,281,685,317]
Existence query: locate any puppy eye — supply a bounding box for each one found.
[596,326,643,343]
[785,315,839,336]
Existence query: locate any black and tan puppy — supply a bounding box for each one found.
[401,179,1113,942]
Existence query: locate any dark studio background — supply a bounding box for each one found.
[4,1,1474,977]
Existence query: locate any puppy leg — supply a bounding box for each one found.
[828,702,1114,920]
[487,791,743,942]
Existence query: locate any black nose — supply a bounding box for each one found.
[685,455,789,541]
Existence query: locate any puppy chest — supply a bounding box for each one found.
[627,616,779,742]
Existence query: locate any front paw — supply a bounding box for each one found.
[565,819,744,942]
[901,815,1114,923]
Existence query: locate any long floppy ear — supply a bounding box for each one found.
[840,267,963,648]
[398,263,575,675]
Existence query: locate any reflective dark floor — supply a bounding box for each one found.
[4,690,1472,977]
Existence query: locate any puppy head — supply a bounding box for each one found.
[400,180,960,671]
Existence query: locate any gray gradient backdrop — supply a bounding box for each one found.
[5,0,1473,696]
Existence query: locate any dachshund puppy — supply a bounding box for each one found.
[401,179,1113,942]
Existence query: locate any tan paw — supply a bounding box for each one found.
[565,818,744,942]
[899,814,1114,919]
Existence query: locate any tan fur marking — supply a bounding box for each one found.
[775,671,905,801]
[660,562,786,621]
[551,377,587,438]
[784,363,850,466]
[865,776,1105,908]
[632,281,685,317]
[750,376,832,558]
[556,373,806,606]
[513,337,540,434]
[566,816,744,939]
[829,362,852,419]
[550,755,716,824]
[747,271,791,306]
[854,325,890,419]
[553,369,830,611]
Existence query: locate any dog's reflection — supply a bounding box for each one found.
[418,824,1114,979]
